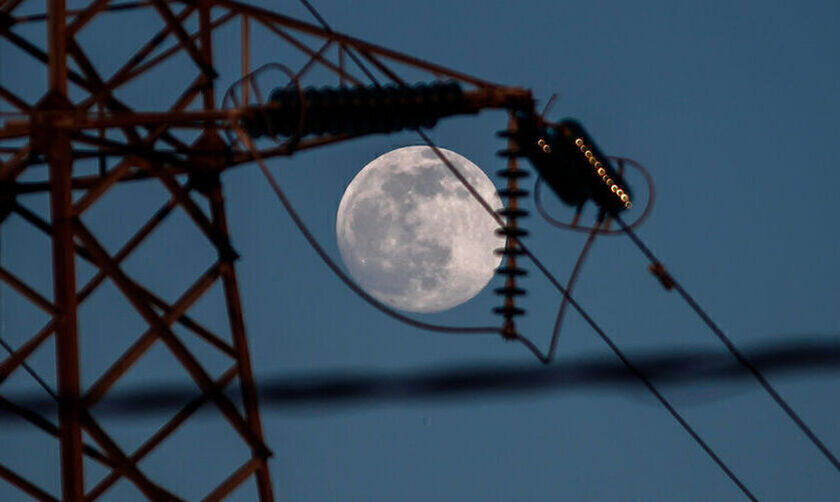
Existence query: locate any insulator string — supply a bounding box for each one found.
[534,156,655,235]
[492,116,529,338]
[245,4,758,496]
[417,127,757,501]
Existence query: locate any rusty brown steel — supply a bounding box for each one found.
[0,322,55,384]
[358,48,404,86]
[0,85,31,111]
[80,410,183,500]
[2,35,162,173]
[71,222,269,453]
[0,265,57,315]
[0,2,539,498]
[128,157,236,257]
[139,288,238,358]
[76,3,198,110]
[42,3,85,491]
[242,15,251,103]
[9,172,148,193]
[339,44,346,86]
[48,0,67,94]
[8,195,233,395]
[71,133,191,172]
[0,123,30,140]
[0,462,58,502]
[5,134,349,193]
[2,187,246,495]
[0,0,28,15]
[0,194,170,388]
[48,130,85,501]
[0,144,31,181]
[67,40,143,145]
[83,262,223,406]
[0,27,91,91]
[151,0,217,78]
[4,86,530,139]
[209,183,274,500]
[13,197,173,303]
[199,0,215,109]
[12,1,142,22]
[57,200,233,352]
[85,366,239,500]
[73,74,207,214]
[73,160,137,213]
[293,39,334,82]
[258,20,362,86]
[66,0,112,37]
[63,109,240,130]
[204,457,263,502]
[204,0,496,87]
[113,9,236,93]
[0,395,111,467]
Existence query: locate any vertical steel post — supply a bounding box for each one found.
[198,0,215,109]
[47,0,84,499]
[48,123,84,502]
[209,183,275,501]
[196,6,273,494]
[47,0,67,95]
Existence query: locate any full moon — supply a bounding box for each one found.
[336,146,504,313]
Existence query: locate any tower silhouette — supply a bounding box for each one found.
[0,1,531,499]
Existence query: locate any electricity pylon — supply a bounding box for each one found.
[0,0,531,499]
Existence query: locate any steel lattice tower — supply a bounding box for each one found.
[0,0,532,499]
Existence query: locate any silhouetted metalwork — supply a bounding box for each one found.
[4,1,832,500]
[507,114,634,218]
[244,81,472,138]
[0,0,533,499]
[494,116,529,338]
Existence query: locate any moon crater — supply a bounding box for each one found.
[336,146,504,313]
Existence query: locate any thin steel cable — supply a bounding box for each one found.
[544,219,602,362]
[0,338,57,401]
[259,4,756,496]
[417,131,756,500]
[297,0,381,86]
[489,218,602,364]
[0,224,57,400]
[614,214,840,472]
[231,124,500,336]
[232,97,756,497]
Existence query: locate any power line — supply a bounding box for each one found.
[408,131,760,501]
[297,0,381,86]
[233,115,755,497]
[544,218,601,362]
[615,214,840,472]
[260,2,757,496]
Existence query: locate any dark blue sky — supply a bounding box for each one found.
[2,0,840,500]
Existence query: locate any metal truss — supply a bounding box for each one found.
[0,0,533,499]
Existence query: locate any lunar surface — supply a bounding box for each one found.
[336,146,504,313]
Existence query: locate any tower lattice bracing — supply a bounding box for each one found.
[0,1,532,499]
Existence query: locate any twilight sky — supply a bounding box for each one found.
[2,0,840,500]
